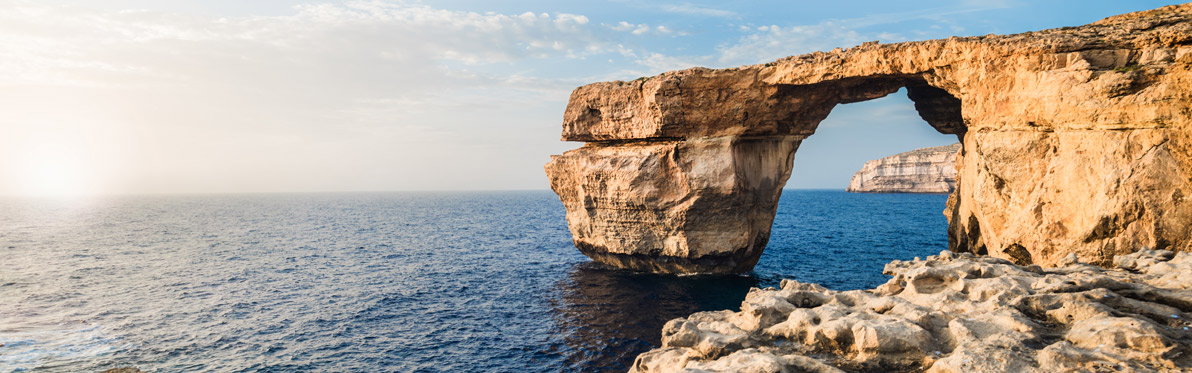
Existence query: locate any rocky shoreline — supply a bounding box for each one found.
[631,250,1192,372]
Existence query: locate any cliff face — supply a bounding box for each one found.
[847,143,960,193]
[546,4,1192,273]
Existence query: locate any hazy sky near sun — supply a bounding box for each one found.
[0,0,1181,196]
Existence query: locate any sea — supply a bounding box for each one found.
[0,190,949,372]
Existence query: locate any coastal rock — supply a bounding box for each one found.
[847,143,960,193]
[545,4,1192,272]
[545,137,800,273]
[630,250,1192,372]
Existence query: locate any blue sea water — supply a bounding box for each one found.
[0,190,948,372]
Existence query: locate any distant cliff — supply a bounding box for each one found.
[847,143,960,193]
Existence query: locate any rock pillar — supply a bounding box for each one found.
[547,136,801,273]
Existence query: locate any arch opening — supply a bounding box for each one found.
[763,86,962,288]
[764,76,966,138]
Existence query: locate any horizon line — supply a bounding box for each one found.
[0,187,858,199]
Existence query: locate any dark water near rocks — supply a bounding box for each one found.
[0,190,947,372]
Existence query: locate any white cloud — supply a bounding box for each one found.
[609,21,635,31]
[637,52,713,72]
[554,13,590,28]
[626,18,882,73]
[0,0,1027,194]
[604,21,676,36]
[716,21,873,66]
[712,5,1022,67]
[0,1,623,89]
[659,4,737,18]
[0,0,624,194]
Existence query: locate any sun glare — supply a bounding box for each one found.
[25,158,88,196]
[12,139,96,198]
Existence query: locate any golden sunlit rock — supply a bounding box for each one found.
[546,3,1192,273]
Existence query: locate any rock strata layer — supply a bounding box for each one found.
[631,249,1192,372]
[546,4,1192,273]
[847,143,960,193]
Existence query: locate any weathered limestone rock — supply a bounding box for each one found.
[546,137,800,273]
[847,143,960,193]
[546,4,1192,272]
[631,250,1192,372]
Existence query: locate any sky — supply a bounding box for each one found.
[0,0,1182,196]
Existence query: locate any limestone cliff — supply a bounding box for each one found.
[546,4,1192,273]
[847,143,960,193]
[631,250,1192,372]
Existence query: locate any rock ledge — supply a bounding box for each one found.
[632,250,1192,372]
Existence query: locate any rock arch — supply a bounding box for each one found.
[546,4,1192,274]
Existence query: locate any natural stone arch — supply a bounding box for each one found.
[546,4,1192,274]
[547,75,965,274]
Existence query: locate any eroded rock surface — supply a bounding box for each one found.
[847,143,960,193]
[546,4,1192,273]
[631,250,1192,372]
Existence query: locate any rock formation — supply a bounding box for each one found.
[546,4,1192,273]
[631,249,1192,372]
[847,143,960,193]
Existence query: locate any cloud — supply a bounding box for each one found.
[0,1,623,88]
[716,22,874,66]
[0,0,632,194]
[0,0,1024,195]
[636,52,713,72]
[659,4,737,18]
[711,4,1017,67]
[604,21,677,35]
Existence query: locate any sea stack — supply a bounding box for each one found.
[847,143,960,193]
[546,4,1192,273]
